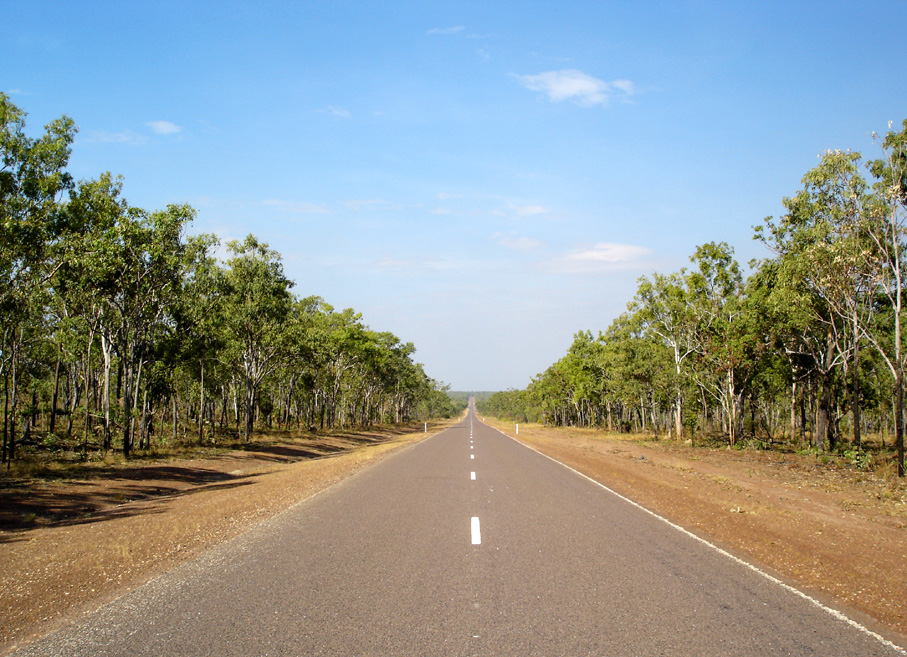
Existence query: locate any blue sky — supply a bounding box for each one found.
[4,1,906,391]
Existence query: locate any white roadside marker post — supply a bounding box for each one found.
[516,424,519,435]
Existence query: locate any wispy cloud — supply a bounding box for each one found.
[88,130,149,145]
[342,199,392,211]
[263,199,329,214]
[497,233,543,250]
[515,69,635,107]
[426,26,465,36]
[509,203,548,217]
[146,120,182,135]
[547,242,653,273]
[328,105,351,118]
[371,256,472,273]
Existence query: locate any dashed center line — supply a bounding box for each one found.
[470,471,476,480]
[470,454,474,459]
[471,517,481,545]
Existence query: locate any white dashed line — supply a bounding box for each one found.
[471,517,481,545]
[471,472,476,480]
[470,454,474,459]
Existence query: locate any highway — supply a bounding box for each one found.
[13,403,904,656]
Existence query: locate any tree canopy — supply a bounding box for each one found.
[0,95,461,464]
[480,120,907,477]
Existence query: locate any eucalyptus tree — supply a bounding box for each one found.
[55,174,133,450]
[864,121,907,475]
[602,312,675,435]
[632,270,698,438]
[755,156,871,450]
[270,295,323,429]
[222,235,294,441]
[99,202,194,457]
[0,93,76,461]
[686,242,751,445]
[172,233,225,444]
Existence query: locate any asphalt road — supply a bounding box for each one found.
[12,404,905,656]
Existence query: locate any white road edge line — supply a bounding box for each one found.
[471,516,481,545]
[493,425,907,656]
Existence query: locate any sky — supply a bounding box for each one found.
[4,1,906,391]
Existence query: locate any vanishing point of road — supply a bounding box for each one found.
[12,403,906,656]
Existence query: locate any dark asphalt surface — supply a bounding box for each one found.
[12,404,906,656]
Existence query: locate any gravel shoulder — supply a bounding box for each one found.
[486,419,907,645]
[0,422,454,654]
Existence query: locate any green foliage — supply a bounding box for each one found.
[1,97,452,465]
[483,116,907,477]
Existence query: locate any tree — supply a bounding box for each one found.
[686,242,751,445]
[1,93,76,461]
[755,153,873,450]
[222,235,293,441]
[632,271,697,438]
[865,122,907,476]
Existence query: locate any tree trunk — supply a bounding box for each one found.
[851,316,862,447]
[198,360,205,444]
[8,350,18,461]
[122,356,133,459]
[244,375,253,442]
[101,336,112,452]
[49,344,62,434]
[674,392,682,439]
[172,395,178,443]
[897,367,905,477]
[814,330,836,450]
[790,380,797,441]
[2,369,9,464]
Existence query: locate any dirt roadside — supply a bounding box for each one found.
[0,421,455,654]
[484,418,907,646]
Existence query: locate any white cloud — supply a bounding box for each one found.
[370,256,472,273]
[547,242,653,273]
[89,130,149,145]
[426,26,465,36]
[342,199,391,211]
[328,106,351,118]
[509,203,548,217]
[146,120,182,135]
[497,234,543,251]
[610,79,636,94]
[515,69,634,107]
[263,199,329,214]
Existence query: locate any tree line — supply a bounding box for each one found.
[479,119,907,477]
[1,93,461,463]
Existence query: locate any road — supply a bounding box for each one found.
[12,404,905,656]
